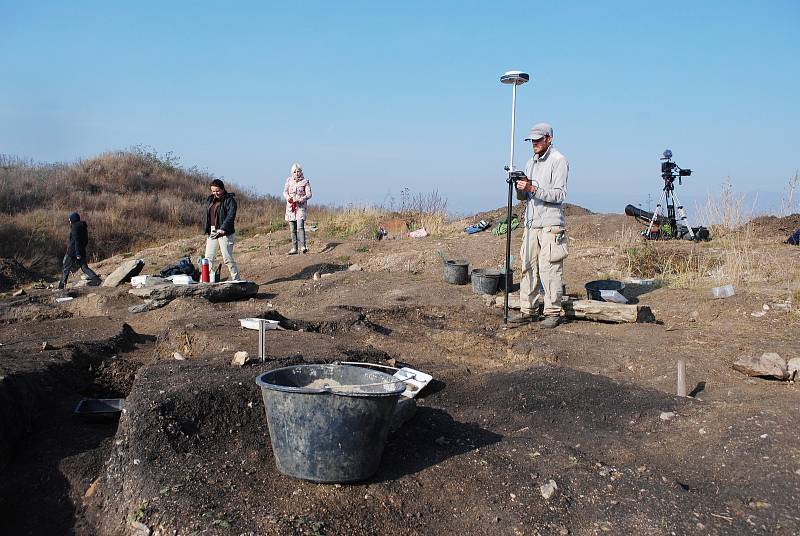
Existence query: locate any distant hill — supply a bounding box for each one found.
[0,149,284,271]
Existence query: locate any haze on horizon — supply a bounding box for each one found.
[1,1,798,217]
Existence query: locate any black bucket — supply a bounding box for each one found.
[255,364,405,482]
[443,259,469,285]
[584,279,625,301]
[498,269,514,291]
[471,269,501,294]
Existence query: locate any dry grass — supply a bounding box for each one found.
[780,171,799,217]
[0,148,286,266]
[0,150,454,270]
[387,188,450,236]
[318,189,450,239]
[696,179,752,237]
[319,205,385,239]
[621,176,799,291]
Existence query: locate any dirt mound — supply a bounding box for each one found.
[459,202,593,229]
[749,213,800,237]
[0,258,36,291]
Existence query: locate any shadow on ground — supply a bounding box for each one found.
[265,263,349,284]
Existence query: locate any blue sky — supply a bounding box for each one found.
[1,1,798,215]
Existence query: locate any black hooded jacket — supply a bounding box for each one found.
[67,221,89,258]
[203,192,237,235]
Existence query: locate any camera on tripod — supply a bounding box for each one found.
[624,148,710,241]
[660,149,692,189]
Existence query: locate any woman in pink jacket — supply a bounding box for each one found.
[283,163,313,254]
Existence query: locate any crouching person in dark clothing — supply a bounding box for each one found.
[59,212,101,289]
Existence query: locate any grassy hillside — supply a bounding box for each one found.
[0,149,451,274]
[0,148,289,270]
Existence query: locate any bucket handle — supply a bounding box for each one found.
[289,362,405,392]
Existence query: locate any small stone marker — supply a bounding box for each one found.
[540,479,558,500]
[231,351,250,366]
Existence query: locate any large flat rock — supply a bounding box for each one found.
[129,280,258,302]
[732,353,788,380]
[101,258,145,287]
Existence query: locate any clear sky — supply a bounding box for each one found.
[1,0,798,215]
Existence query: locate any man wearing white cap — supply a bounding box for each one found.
[514,122,569,328]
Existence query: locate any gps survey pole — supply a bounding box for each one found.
[500,70,529,324]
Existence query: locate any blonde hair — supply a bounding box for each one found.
[290,163,303,174]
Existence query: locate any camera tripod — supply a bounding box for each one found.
[645,184,695,240]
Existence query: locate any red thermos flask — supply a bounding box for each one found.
[200,258,210,282]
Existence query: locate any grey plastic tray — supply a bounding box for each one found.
[74,398,124,421]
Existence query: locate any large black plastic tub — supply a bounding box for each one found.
[443,259,469,285]
[255,364,405,482]
[584,279,625,301]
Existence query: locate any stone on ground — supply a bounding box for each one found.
[129,280,258,303]
[787,357,800,380]
[732,353,787,380]
[101,258,145,287]
[231,351,250,366]
[540,479,558,500]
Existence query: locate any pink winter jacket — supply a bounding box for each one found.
[283,176,313,221]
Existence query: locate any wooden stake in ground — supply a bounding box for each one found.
[677,359,687,397]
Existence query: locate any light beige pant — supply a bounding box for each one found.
[205,234,241,281]
[519,226,567,317]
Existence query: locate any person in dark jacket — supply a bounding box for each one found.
[58,212,101,289]
[203,179,241,280]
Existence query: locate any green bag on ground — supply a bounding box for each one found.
[492,214,520,236]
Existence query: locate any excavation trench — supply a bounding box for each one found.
[0,324,150,536]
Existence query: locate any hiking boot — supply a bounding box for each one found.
[509,310,537,324]
[288,248,298,255]
[540,315,562,329]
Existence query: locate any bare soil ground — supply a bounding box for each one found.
[1,210,799,535]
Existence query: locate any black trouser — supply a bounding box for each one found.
[59,255,99,288]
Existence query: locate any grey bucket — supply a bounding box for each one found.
[255,364,405,482]
[471,268,501,294]
[443,259,469,285]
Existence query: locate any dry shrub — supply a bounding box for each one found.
[622,242,721,288]
[318,188,450,239]
[396,189,448,236]
[320,205,384,239]
[780,171,800,217]
[696,179,752,238]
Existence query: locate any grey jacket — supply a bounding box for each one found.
[516,146,568,228]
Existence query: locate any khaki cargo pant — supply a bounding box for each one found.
[519,225,568,317]
[205,233,241,281]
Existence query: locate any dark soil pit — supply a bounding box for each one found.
[82,358,781,535]
[258,305,392,336]
[0,320,151,535]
